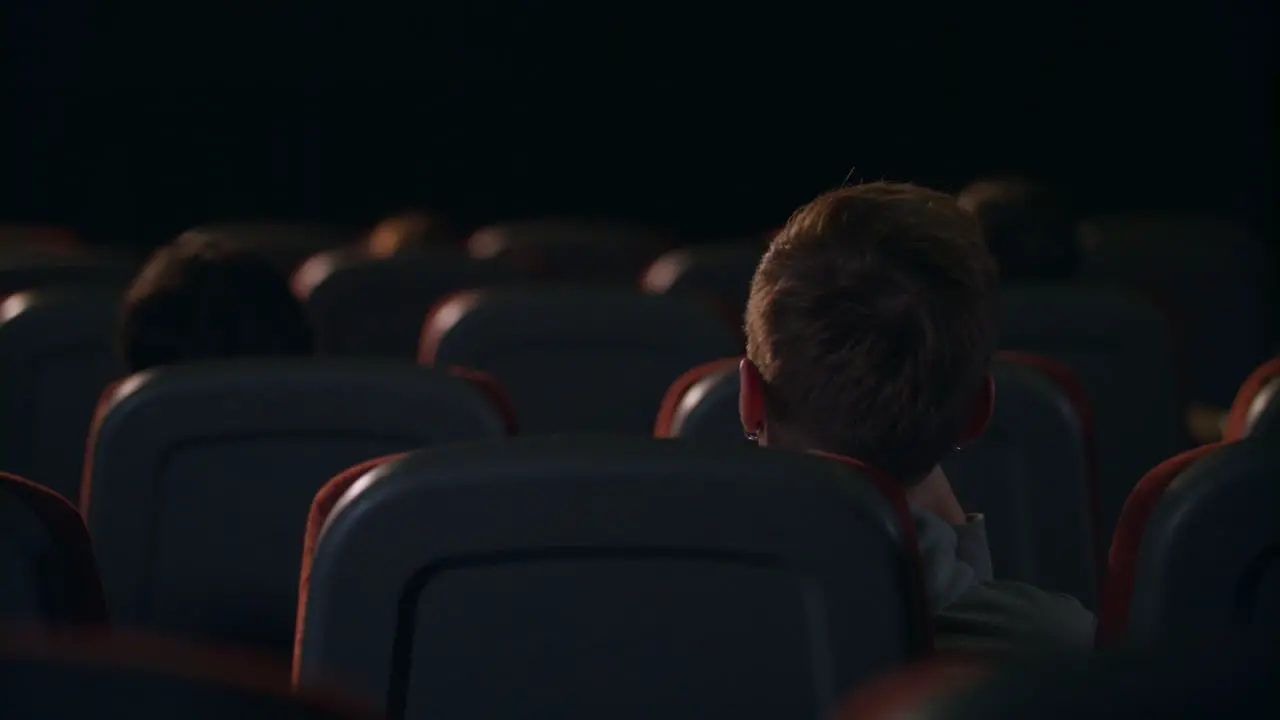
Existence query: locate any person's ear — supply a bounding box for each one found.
[957,374,995,448]
[739,358,766,440]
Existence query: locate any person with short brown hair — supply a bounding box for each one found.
[741,181,1094,653]
[118,234,315,373]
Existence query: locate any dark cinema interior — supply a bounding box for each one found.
[0,3,1276,719]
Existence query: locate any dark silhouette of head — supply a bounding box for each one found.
[119,234,315,373]
[957,177,1080,284]
[741,181,998,483]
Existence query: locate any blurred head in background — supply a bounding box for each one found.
[365,211,455,257]
[118,234,315,373]
[957,177,1080,284]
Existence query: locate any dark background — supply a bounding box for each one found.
[4,2,1273,249]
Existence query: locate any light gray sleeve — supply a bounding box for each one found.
[935,581,1097,655]
[953,513,994,582]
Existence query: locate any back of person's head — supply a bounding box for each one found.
[742,181,998,484]
[957,177,1079,283]
[119,234,315,373]
[366,211,454,257]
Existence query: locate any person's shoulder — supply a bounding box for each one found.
[933,580,1096,655]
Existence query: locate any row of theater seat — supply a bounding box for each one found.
[4,214,1275,409]
[16,353,1093,658]
[0,276,1274,629]
[4,217,1272,453]
[4,275,1272,537]
[7,343,1279,647]
[5,428,1277,717]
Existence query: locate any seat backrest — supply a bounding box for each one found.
[640,243,765,317]
[293,454,407,668]
[0,631,374,718]
[1238,378,1280,438]
[297,437,930,720]
[998,285,1179,540]
[656,354,1100,605]
[0,289,126,504]
[83,359,510,657]
[467,219,669,282]
[1224,357,1280,440]
[942,355,1099,608]
[653,357,744,441]
[294,247,518,359]
[1100,438,1280,647]
[0,473,106,626]
[1082,215,1276,408]
[840,646,1278,719]
[422,288,741,434]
